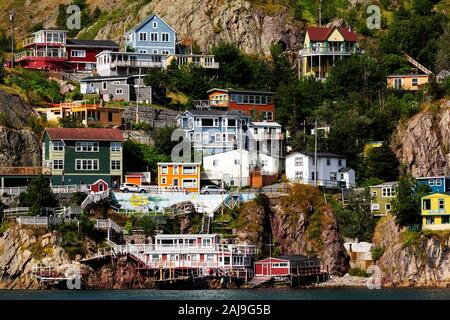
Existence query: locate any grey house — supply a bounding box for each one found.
[80,75,152,103]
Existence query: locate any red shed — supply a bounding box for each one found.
[89,179,109,193]
[254,255,321,277]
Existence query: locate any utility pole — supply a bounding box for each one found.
[136,68,142,125]
[9,9,15,68]
[318,0,322,27]
[314,118,318,187]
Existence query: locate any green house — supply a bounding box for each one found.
[369,182,397,216]
[42,128,123,187]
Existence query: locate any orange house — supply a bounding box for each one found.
[207,88,276,121]
[386,74,430,90]
[157,162,201,193]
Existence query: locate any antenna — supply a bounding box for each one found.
[9,8,15,68]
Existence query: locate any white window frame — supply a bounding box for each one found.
[52,141,64,152]
[385,203,391,212]
[439,199,445,210]
[71,50,86,58]
[330,172,337,181]
[295,171,303,180]
[75,159,99,171]
[161,177,167,184]
[161,166,168,175]
[436,179,442,187]
[326,158,331,166]
[111,142,121,152]
[153,49,159,54]
[382,187,395,197]
[182,178,197,188]
[102,82,107,90]
[138,50,148,54]
[295,157,303,166]
[75,142,99,152]
[116,88,123,95]
[371,203,380,211]
[150,32,158,42]
[429,179,435,186]
[182,165,197,175]
[162,50,170,55]
[53,159,64,170]
[139,32,147,42]
[111,160,121,171]
[152,22,158,28]
[161,32,170,42]
[173,165,179,175]
[412,78,418,86]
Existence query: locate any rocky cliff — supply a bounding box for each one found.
[0,127,41,167]
[1,0,304,56]
[233,185,350,276]
[392,100,450,177]
[374,214,450,287]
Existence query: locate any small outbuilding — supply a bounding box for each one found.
[89,179,109,193]
[254,255,321,277]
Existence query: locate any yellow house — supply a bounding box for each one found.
[421,193,450,230]
[386,74,430,90]
[298,26,361,79]
[157,162,201,193]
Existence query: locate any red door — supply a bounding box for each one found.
[200,254,205,267]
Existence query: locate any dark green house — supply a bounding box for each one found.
[42,128,123,187]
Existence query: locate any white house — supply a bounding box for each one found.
[202,149,281,187]
[285,151,355,188]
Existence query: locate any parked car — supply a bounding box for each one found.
[119,183,148,193]
[201,185,226,194]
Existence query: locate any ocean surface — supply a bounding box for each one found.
[1,287,450,300]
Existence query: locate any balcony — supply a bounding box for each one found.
[173,54,220,69]
[252,132,284,141]
[299,47,363,57]
[110,60,164,69]
[15,49,67,62]
[22,37,65,48]
[193,100,210,110]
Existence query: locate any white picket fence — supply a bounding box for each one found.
[0,184,90,196]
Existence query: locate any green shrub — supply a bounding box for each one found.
[371,246,385,261]
[349,268,370,277]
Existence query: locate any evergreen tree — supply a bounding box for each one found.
[19,176,58,216]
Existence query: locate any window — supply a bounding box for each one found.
[426,216,435,225]
[234,159,240,165]
[162,50,169,55]
[443,216,450,224]
[139,32,147,41]
[371,191,377,197]
[53,141,64,151]
[161,166,168,174]
[439,199,445,210]
[53,159,63,170]
[243,95,249,103]
[429,179,435,186]
[138,50,147,54]
[295,171,303,180]
[182,179,197,188]
[338,159,342,166]
[201,118,218,127]
[394,78,402,89]
[153,22,158,28]
[161,33,170,42]
[75,142,99,152]
[295,157,303,166]
[153,49,158,54]
[423,199,431,210]
[249,95,255,104]
[161,177,167,184]
[111,142,121,152]
[227,119,236,127]
[75,159,99,171]
[71,50,86,58]
[267,96,273,103]
[261,96,266,104]
[202,238,211,247]
[108,112,113,122]
[173,178,179,186]
[326,158,331,166]
[213,160,219,166]
[436,179,442,186]
[371,203,380,211]
[182,166,197,174]
[255,95,261,104]
[382,187,395,197]
[116,88,123,95]
[385,203,391,212]
[263,112,273,121]
[173,165,179,175]
[111,160,121,170]
[412,78,418,86]
[330,172,337,181]
[150,33,158,42]
[102,82,107,90]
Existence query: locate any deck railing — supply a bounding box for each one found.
[15,49,67,61]
[0,167,52,176]
[299,47,363,56]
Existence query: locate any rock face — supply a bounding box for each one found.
[0,224,74,289]
[0,90,36,129]
[0,127,41,167]
[392,101,450,177]
[374,215,450,287]
[233,186,350,276]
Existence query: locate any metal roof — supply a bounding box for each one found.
[66,39,119,48]
[45,128,124,141]
[287,151,346,159]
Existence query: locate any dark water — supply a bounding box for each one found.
[1,287,450,300]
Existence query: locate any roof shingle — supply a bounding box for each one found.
[45,128,123,141]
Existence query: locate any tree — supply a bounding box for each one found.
[0,61,4,84]
[365,142,400,182]
[140,216,155,236]
[153,126,178,155]
[19,176,58,216]
[334,188,376,241]
[79,211,94,234]
[391,170,425,227]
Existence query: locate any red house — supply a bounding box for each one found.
[15,29,68,71]
[66,39,119,71]
[254,255,321,277]
[89,179,109,193]
[206,88,276,121]
[15,29,119,72]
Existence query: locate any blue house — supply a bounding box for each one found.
[416,176,450,194]
[125,15,176,55]
[177,110,251,156]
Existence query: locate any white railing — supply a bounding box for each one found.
[52,185,90,194]
[81,189,110,209]
[95,218,122,233]
[299,47,362,56]
[16,216,62,227]
[110,60,164,69]
[15,49,67,61]
[252,132,284,140]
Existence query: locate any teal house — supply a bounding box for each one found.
[42,128,123,187]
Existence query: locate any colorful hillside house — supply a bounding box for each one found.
[421,193,450,230]
[386,54,433,91]
[42,128,123,186]
[298,26,361,79]
[370,182,397,216]
[125,14,176,55]
[157,162,201,193]
[416,176,450,194]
